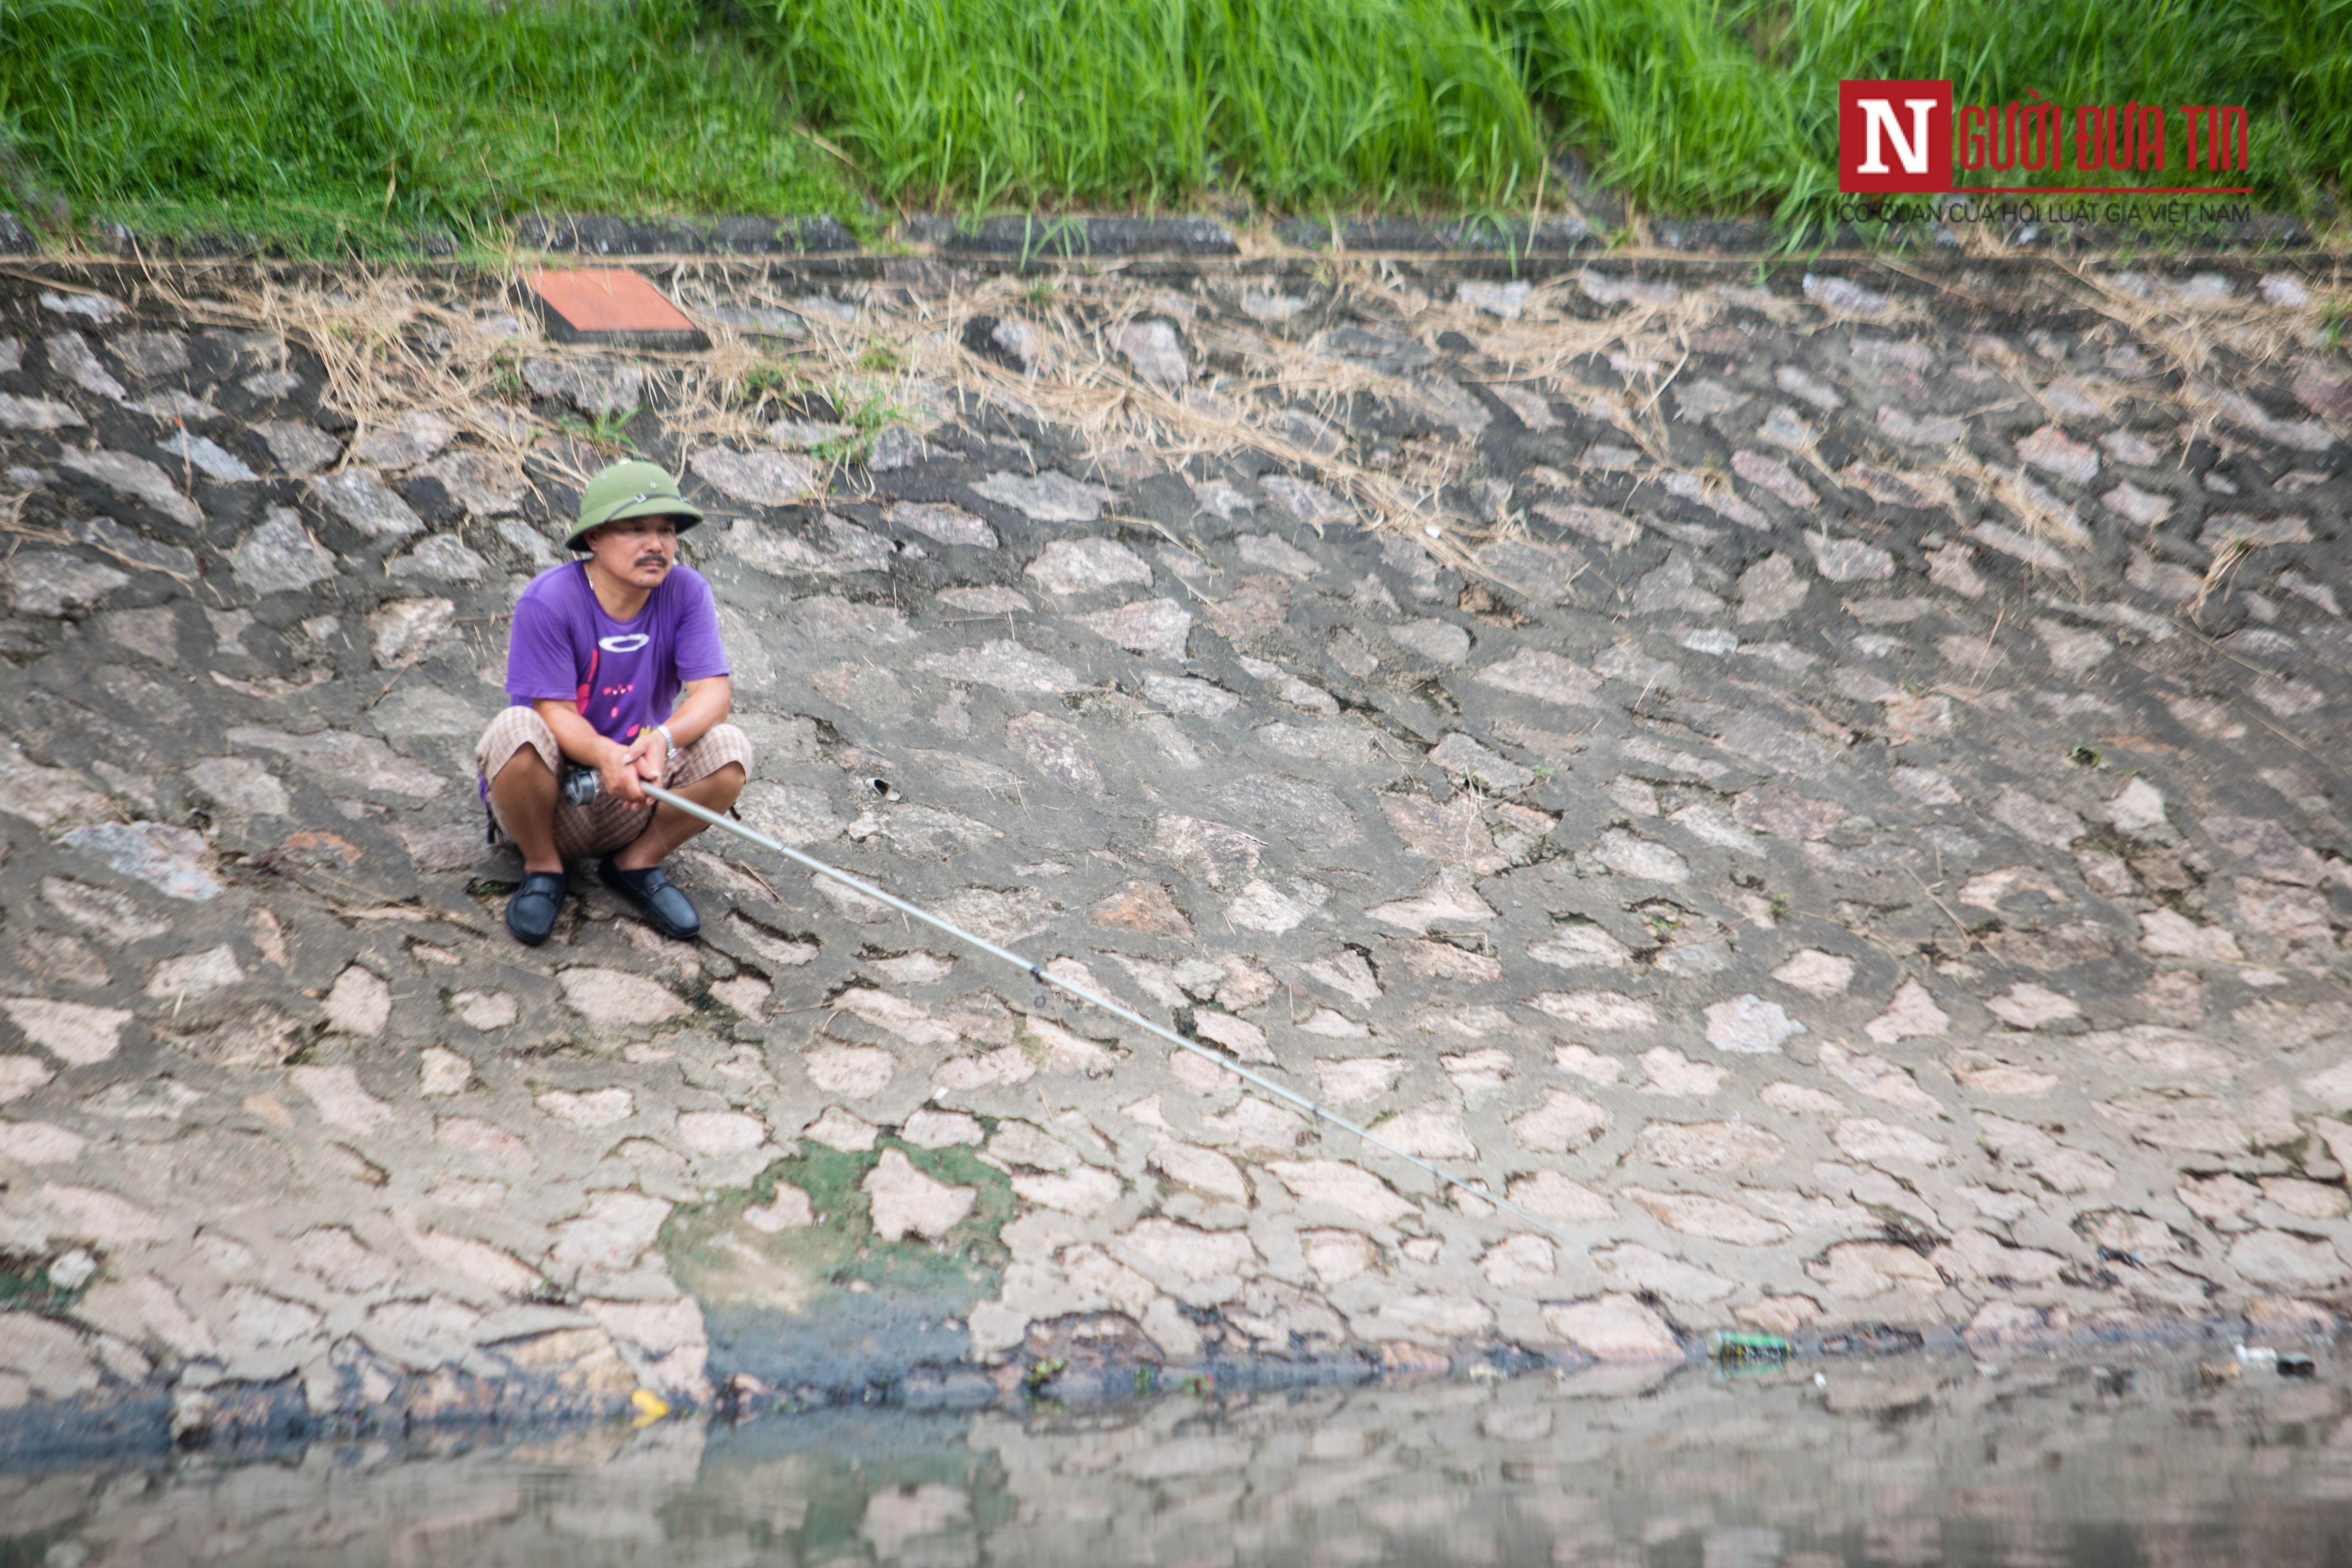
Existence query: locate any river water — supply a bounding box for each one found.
[6,1347,2349,1565]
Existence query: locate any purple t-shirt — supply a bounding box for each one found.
[503,561,730,747]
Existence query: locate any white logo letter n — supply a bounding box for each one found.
[1856,98,1936,173]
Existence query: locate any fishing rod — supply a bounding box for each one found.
[640,782,1577,1246]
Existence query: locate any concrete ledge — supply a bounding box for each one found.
[1275,216,1599,253]
[902,214,1241,257]
[517,213,860,257]
[0,203,2322,264]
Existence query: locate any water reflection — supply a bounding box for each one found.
[7,1349,2351,1566]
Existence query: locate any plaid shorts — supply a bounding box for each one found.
[475,707,756,859]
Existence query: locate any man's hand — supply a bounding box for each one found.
[626,728,669,788]
[598,732,665,804]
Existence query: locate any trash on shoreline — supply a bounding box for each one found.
[2232,1344,2320,1379]
[1712,1332,1791,1368]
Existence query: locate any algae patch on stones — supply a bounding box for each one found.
[665,1135,1017,1387]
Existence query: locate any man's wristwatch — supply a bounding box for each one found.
[653,723,679,760]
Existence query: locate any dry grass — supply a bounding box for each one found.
[148,270,547,470]
[113,256,2345,612]
[2193,535,2257,621]
[2062,261,2352,444]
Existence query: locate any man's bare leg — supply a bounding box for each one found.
[488,747,564,874]
[610,763,746,873]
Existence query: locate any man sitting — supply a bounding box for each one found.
[475,459,753,946]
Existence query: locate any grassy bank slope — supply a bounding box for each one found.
[0,0,857,253]
[744,0,1548,210]
[0,0,2344,254]
[1498,0,2350,219]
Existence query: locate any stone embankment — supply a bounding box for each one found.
[0,253,2348,1439]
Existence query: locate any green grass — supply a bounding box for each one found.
[0,0,2344,255]
[1498,0,2352,221]
[743,0,1547,211]
[0,0,861,254]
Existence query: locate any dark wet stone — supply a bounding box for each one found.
[517,213,855,254]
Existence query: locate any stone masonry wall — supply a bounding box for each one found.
[0,254,2349,1437]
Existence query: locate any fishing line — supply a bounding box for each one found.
[641,783,1577,1245]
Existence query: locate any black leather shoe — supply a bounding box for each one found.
[600,859,701,941]
[506,871,569,946]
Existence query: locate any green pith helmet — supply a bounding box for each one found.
[567,459,704,550]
